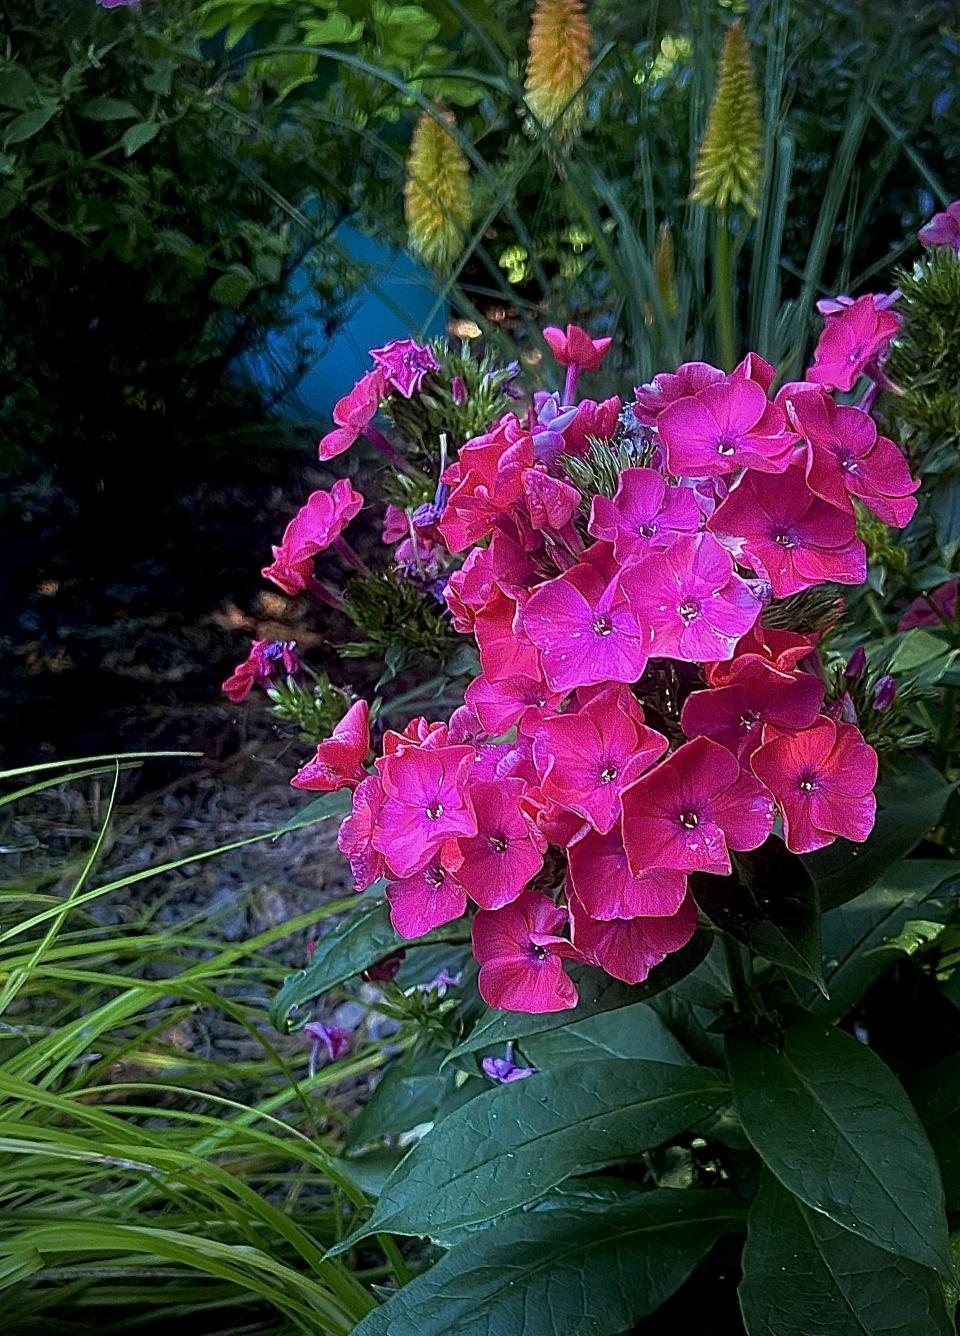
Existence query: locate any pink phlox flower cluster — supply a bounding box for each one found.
[806,293,901,392]
[318,337,439,460]
[261,479,363,595]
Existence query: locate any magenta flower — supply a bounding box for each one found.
[589,467,701,561]
[532,686,667,834]
[221,639,298,703]
[262,479,363,595]
[456,779,546,910]
[542,323,613,373]
[438,418,533,552]
[482,1042,537,1083]
[472,891,579,1013]
[475,589,541,684]
[563,396,622,455]
[806,294,901,392]
[304,1021,350,1077]
[633,361,724,428]
[751,718,878,854]
[658,376,796,477]
[370,338,440,398]
[338,776,387,891]
[465,673,563,736]
[567,826,688,920]
[385,842,467,938]
[569,892,698,985]
[522,559,650,694]
[373,744,477,877]
[708,464,865,598]
[362,949,405,983]
[899,580,958,631]
[681,659,824,760]
[318,368,387,461]
[620,533,761,663]
[291,700,370,794]
[621,737,775,877]
[918,200,960,252]
[522,468,581,530]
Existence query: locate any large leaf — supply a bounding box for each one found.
[345,1046,481,1152]
[740,1173,954,1336]
[912,1053,960,1212]
[442,932,710,1069]
[649,939,730,1067]
[727,1019,952,1276]
[331,1059,728,1250]
[520,1000,691,1069]
[353,1188,743,1336]
[805,756,953,910]
[815,861,960,1019]
[693,838,823,987]
[270,899,468,1033]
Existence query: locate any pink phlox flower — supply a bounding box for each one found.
[382,504,409,545]
[304,1022,350,1077]
[456,778,546,910]
[385,840,467,937]
[620,532,761,662]
[785,387,918,528]
[751,718,878,854]
[373,744,478,877]
[568,891,698,985]
[532,685,667,834]
[567,826,688,920]
[708,464,865,597]
[705,622,819,687]
[919,200,960,252]
[562,397,622,455]
[621,736,775,876]
[815,292,901,317]
[291,700,370,793]
[899,580,958,631]
[474,588,541,683]
[447,704,488,747]
[370,338,440,398]
[632,361,724,427]
[730,351,777,393]
[262,479,363,595]
[338,775,386,891]
[542,323,613,373]
[522,467,581,530]
[444,545,496,632]
[222,639,297,703]
[522,559,651,693]
[806,294,901,392]
[589,466,702,561]
[657,374,797,477]
[472,891,580,1012]
[680,659,825,760]
[465,672,563,736]
[438,419,534,552]
[519,786,590,848]
[379,716,449,757]
[482,1042,537,1083]
[318,368,387,460]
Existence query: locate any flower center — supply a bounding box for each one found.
[425,802,444,821]
[599,765,618,784]
[679,810,700,829]
[739,711,760,731]
[638,522,657,539]
[488,834,509,853]
[529,943,548,961]
[717,435,737,456]
[774,531,797,548]
[592,616,613,637]
[424,866,445,888]
[799,776,818,793]
[678,598,700,623]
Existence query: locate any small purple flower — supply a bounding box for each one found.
[481,1042,537,1084]
[98,0,140,7]
[370,339,440,399]
[844,646,867,679]
[529,391,578,465]
[873,675,896,711]
[816,291,900,316]
[418,968,463,998]
[918,201,960,253]
[264,639,300,676]
[825,691,858,725]
[451,376,468,406]
[304,1022,350,1078]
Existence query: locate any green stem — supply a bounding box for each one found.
[714,211,737,370]
[722,936,752,1014]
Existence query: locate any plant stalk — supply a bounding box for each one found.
[714,211,737,369]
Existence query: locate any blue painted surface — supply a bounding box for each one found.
[246,225,446,420]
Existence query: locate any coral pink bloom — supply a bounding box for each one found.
[291,700,370,793]
[472,891,579,1012]
[542,323,612,373]
[705,623,819,687]
[563,396,622,455]
[456,779,546,910]
[380,716,449,757]
[532,686,667,834]
[386,842,467,938]
[708,465,865,597]
[621,533,761,663]
[751,718,878,854]
[633,361,724,427]
[658,376,796,477]
[568,827,688,920]
[919,200,960,252]
[444,545,496,632]
[465,673,562,736]
[681,660,825,760]
[785,387,918,528]
[262,479,364,595]
[475,589,541,683]
[621,737,775,877]
[373,745,477,877]
[522,561,650,693]
[589,467,701,561]
[899,579,958,631]
[438,418,533,552]
[569,892,698,985]
[370,338,440,398]
[338,776,386,891]
[806,294,901,392]
[318,368,386,460]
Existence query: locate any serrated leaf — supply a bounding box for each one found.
[331,1059,729,1249]
[727,1019,952,1276]
[120,120,159,156]
[4,104,58,145]
[805,756,954,910]
[442,932,709,1069]
[354,1189,743,1336]
[520,999,692,1069]
[78,97,139,121]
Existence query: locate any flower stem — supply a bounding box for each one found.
[334,537,373,578]
[714,211,737,370]
[563,364,579,404]
[363,426,419,477]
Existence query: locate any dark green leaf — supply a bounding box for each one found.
[932,474,960,564]
[442,932,709,1069]
[912,1053,960,1212]
[693,838,823,987]
[4,104,58,145]
[740,1173,953,1336]
[815,861,960,1019]
[345,1046,481,1151]
[78,97,139,121]
[120,120,160,157]
[210,264,256,306]
[331,1060,728,1249]
[354,1189,743,1336]
[727,1019,952,1276]
[520,999,692,1069]
[273,790,351,836]
[0,68,39,111]
[805,757,953,910]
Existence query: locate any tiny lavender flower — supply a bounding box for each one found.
[873,675,896,712]
[482,1042,537,1083]
[304,1022,350,1078]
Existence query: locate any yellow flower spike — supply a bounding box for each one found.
[690,20,763,218]
[404,106,472,273]
[524,0,592,143]
[654,222,680,318]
